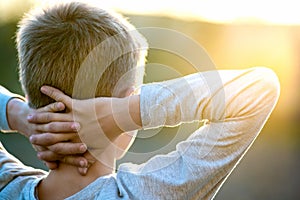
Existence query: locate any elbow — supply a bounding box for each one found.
[253,67,280,109]
[256,67,280,98]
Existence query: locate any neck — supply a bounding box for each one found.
[37,154,116,200]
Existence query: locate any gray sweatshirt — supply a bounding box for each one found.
[0,67,280,200]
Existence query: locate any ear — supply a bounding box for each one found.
[112,87,137,159]
[119,86,135,98]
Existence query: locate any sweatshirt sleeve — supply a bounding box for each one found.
[140,67,279,128]
[0,142,46,191]
[0,86,25,132]
[117,67,280,200]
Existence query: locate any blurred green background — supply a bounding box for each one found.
[0,1,299,199]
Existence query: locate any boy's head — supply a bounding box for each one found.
[17,1,147,109]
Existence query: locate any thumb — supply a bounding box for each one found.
[36,102,65,113]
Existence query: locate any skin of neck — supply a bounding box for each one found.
[37,150,116,199]
[37,130,136,200]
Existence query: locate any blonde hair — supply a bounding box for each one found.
[17,1,147,108]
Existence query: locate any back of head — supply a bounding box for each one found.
[17,1,147,108]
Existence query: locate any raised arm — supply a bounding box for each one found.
[28,67,280,199]
[140,67,279,127]
[115,67,280,199]
[30,67,279,156]
[0,86,26,132]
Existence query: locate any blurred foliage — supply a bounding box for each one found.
[0,21,23,93]
[0,12,299,200]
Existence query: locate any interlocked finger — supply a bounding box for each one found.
[47,142,87,155]
[27,112,73,124]
[30,133,78,146]
[62,155,88,168]
[37,101,65,113]
[34,122,80,133]
[41,86,72,108]
[44,161,59,170]
[37,150,63,162]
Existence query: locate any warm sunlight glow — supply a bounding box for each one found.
[2,0,299,25]
[0,0,297,118]
[32,0,300,25]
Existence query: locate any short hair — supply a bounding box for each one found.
[16,1,148,108]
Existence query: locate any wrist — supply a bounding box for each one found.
[7,98,30,136]
[92,95,142,143]
[115,95,142,133]
[128,94,142,129]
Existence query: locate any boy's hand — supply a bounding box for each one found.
[30,86,141,162]
[7,98,90,174]
[29,86,119,161]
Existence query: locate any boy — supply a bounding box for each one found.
[0,1,280,199]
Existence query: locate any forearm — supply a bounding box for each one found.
[117,94,142,131]
[106,67,280,132]
[92,94,142,139]
[7,98,32,137]
[0,86,26,133]
[121,68,280,198]
[140,67,280,129]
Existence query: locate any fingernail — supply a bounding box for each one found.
[27,115,33,121]
[83,168,87,174]
[56,102,63,110]
[80,144,87,152]
[72,123,80,131]
[80,160,86,167]
[40,86,46,92]
[29,135,34,142]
